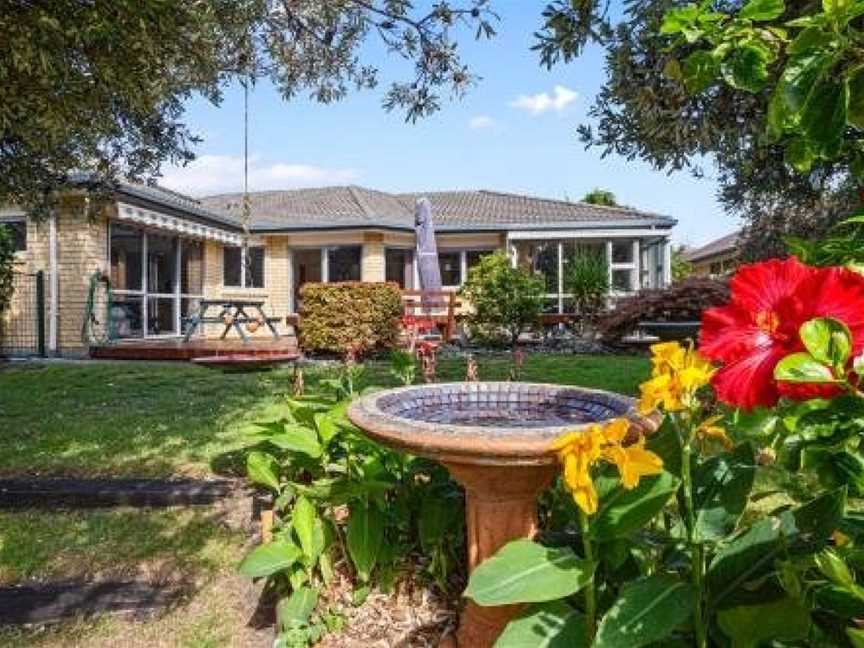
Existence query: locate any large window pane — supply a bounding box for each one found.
[246,247,265,288]
[385,249,413,289]
[611,241,634,264]
[328,246,361,282]
[439,251,461,286]
[110,224,143,291]
[514,241,557,293]
[147,297,177,335]
[147,233,177,294]
[612,269,634,292]
[181,240,203,294]
[223,247,242,287]
[109,294,143,338]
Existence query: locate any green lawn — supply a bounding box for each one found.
[0,353,649,479]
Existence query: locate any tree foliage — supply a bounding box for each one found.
[581,188,619,206]
[564,245,609,333]
[2,0,498,216]
[460,251,546,348]
[533,0,863,259]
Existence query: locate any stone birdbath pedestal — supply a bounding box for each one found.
[348,381,643,647]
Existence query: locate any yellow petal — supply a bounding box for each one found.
[572,482,598,515]
[550,430,584,452]
[602,418,631,445]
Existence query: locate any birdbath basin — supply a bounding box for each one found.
[348,381,642,647]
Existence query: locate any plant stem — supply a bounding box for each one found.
[680,434,707,648]
[579,509,596,644]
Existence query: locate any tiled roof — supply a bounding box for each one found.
[199,186,675,232]
[683,230,740,262]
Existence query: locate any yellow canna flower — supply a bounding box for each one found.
[650,341,687,376]
[639,372,684,415]
[639,342,715,415]
[551,419,664,514]
[696,415,733,451]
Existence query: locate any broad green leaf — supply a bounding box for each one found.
[246,450,281,491]
[346,501,384,582]
[660,5,700,35]
[799,317,852,370]
[788,27,836,55]
[465,539,594,606]
[781,52,835,115]
[495,601,587,648]
[816,584,864,618]
[739,0,785,20]
[784,487,846,541]
[801,78,848,146]
[418,490,461,555]
[594,575,695,648]
[774,352,837,383]
[646,417,682,476]
[292,496,321,561]
[833,450,864,496]
[721,44,770,92]
[277,586,319,629]
[794,395,864,443]
[815,548,854,587]
[313,412,339,446]
[694,443,756,541]
[851,627,864,648]
[239,539,302,578]
[717,598,811,647]
[848,65,864,129]
[784,138,816,172]
[682,50,719,93]
[268,423,322,458]
[591,472,680,541]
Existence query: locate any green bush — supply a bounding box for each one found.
[460,251,545,348]
[564,246,609,334]
[0,224,15,316]
[299,282,402,355]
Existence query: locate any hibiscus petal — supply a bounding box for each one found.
[729,257,815,314]
[808,266,864,355]
[700,304,772,364]
[711,345,787,409]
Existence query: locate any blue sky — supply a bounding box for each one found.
[161,3,739,247]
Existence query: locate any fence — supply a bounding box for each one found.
[0,271,45,357]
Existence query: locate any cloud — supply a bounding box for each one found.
[510,85,578,115]
[159,154,360,196]
[469,115,499,130]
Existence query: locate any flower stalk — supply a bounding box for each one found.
[579,509,596,644]
[680,426,707,648]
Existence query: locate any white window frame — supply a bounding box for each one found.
[438,248,498,289]
[223,244,266,289]
[108,221,205,338]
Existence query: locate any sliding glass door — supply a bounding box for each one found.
[109,223,204,338]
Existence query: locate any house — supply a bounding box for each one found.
[683,230,740,277]
[1,180,675,356]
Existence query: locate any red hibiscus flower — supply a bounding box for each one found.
[699,257,864,409]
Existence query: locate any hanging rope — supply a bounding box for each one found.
[81,271,112,345]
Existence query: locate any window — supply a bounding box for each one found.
[327,246,361,282]
[612,269,634,292]
[181,240,203,295]
[223,246,265,288]
[110,224,144,291]
[147,233,177,294]
[439,251,461,286]
[385,249,413,288]
[0,220,26,252]
[611,241,634,263]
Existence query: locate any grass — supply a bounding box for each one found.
[0,353,649,479]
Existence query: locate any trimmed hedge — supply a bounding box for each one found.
[299,282,403,355]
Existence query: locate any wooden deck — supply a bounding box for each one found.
[90,337,300,362]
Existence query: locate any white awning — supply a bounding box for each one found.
[115,201,242,246]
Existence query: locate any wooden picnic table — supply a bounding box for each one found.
[182,299,281,343]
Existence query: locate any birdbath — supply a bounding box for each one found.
[348,381,643,647]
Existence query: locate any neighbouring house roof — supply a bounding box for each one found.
[682,230,740,263]
[198,186,676,233]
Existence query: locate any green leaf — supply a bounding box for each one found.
[833,450,864,496]
[594,575,696,648]
[788,27,836,55]
[646,417,682,476]
[800,317,852,370]
[784,138,816,172]
[239,539,302,578]
[781,52,835,115]
[815,548,855,587]
[495,601,587,648]
[851,627,864,648]
[717,598,811,648]
[313,412,339,446]
[801,78,848,146]
[682,50,719,93]
[848,65,864,129]
[774,352,837,383]
[694,443,757,541]
[739,0,785,20]
[277,586,319,629]
[464,539,593,606]
[721,44,770,92]
[660,5,700,35]
[591,472,680,541]
[816,584,864,618]
[346,501,384,582]
[246,450,281,492]
[784,487,846,541]
[292,496,322,561]
[268,424,322,458]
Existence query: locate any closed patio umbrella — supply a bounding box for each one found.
[414,197,442,293]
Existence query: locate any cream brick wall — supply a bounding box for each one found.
[361,232,385,283]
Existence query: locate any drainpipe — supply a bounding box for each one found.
[48,212,59,354]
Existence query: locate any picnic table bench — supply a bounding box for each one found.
[182,299,281,343]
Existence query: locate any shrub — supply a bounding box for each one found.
[564,246,609,334]
[460,251,545,348]
[299,282,402,355]
[598,276,730,341]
